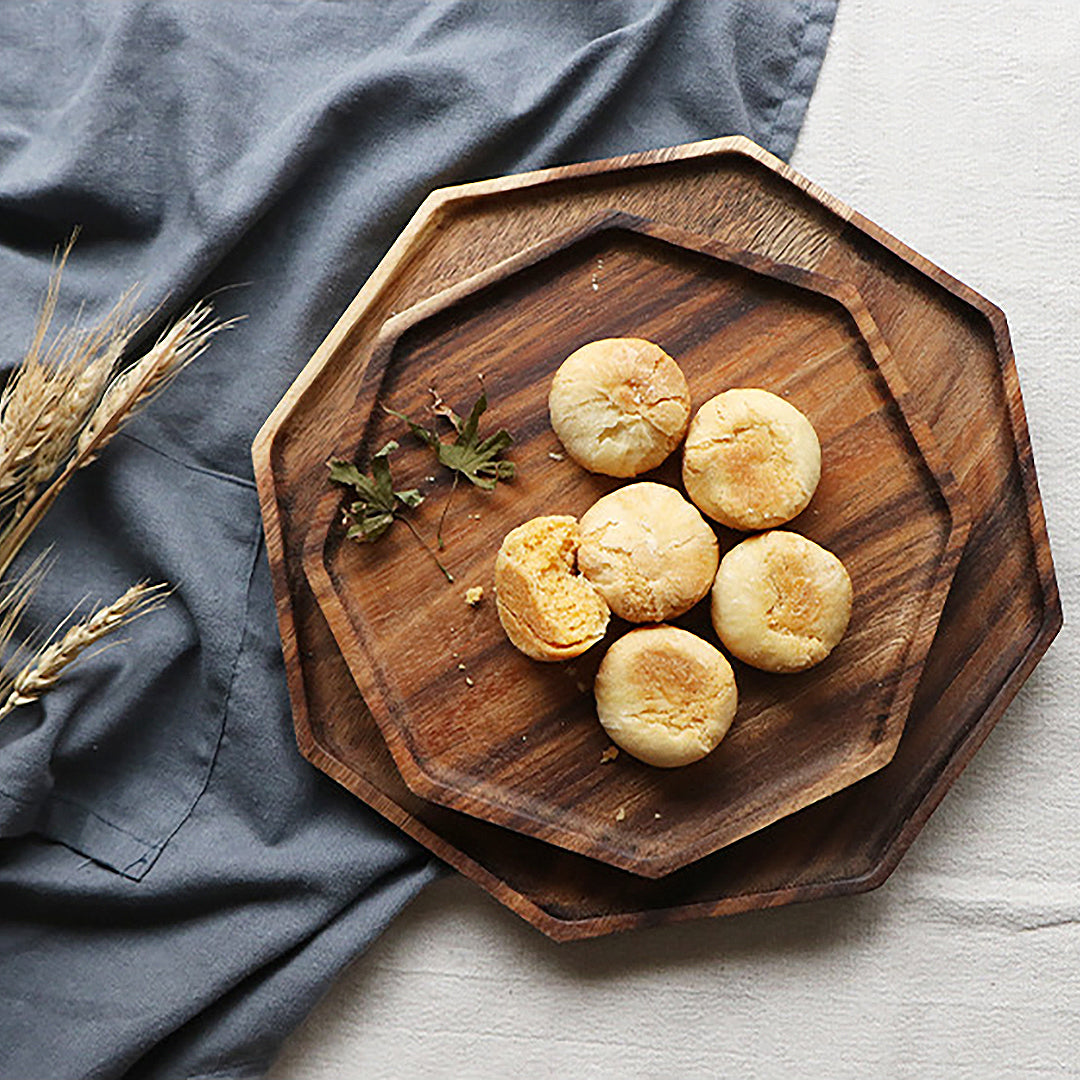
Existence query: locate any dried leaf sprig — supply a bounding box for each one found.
[0,581,170,721]
[387,382,515,547]
[328,440,453,581]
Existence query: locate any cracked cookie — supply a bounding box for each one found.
[711,530,852,673]
[548,338,691,477]
[682,388,820,530]
[495,515,609,661]
[594,625,738,768]
[577,481,718,623]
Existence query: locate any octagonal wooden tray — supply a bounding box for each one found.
[302,213,966,879]
[252,137,1060,940]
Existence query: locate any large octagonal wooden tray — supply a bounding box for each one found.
[253,137,1060,941]
[302,212,966,879]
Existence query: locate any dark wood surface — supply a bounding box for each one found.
[252,137,1060,940]
[302,214,966,879]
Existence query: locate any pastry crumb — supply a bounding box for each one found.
[600,746,619,764]
[547,450,565,461]
[457,662,467,671]
[464,585,484,607]
[464,676,475,687]
[654,812,662,820]
[614,807,626,822]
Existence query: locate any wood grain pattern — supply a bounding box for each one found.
[252,136,1060,939]
[302,214,966,878]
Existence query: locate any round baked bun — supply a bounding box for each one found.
[548,338,691,477]
[577,482,718,623]
[494,515,609,662]
[682,388,820,530]
[594,625,737,768]
[711,531,852,673]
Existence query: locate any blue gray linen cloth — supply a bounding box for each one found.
[0,2,836,1076]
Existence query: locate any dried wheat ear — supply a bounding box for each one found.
[0,235,234,721]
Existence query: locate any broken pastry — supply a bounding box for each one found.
[494,515,609,661]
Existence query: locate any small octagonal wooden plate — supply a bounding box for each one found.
[302,213,968,878]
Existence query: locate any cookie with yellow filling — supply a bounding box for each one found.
[682,388,820,530]
[577,482,718,623]
[711,530,852,673]
[594,625,737,768]
[495,515,609,662]
[548,338,691,477]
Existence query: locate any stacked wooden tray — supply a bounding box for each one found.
[253,137,1060,941]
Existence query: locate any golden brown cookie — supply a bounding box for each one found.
[710,530,852,672]
[577,482,718,623]
[548,338,691,477]
[682,388,820,530]
[594,625,738,768]
[494,515,609,662]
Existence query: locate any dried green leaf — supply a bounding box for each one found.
[388,388,516,492]
[384,409,441,453]
[327,440,452,581]
[387,385,516,545]
[327,440,423,544]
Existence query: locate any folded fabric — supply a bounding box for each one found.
[0,2,836,1076]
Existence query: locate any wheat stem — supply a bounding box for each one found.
[75,302,232,464]
[0,581,169,720]
[0,238,231,719]
[0,551,52,697]
[0,302,235,580]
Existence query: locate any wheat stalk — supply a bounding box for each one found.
[0,300,233,580]
[0,248,145,525]
[0,243,142,490]
[0,552,52,694]
[75,301,227,464]
[2,353,112,516]
[0,237,232,719]
[0,581,170,720]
